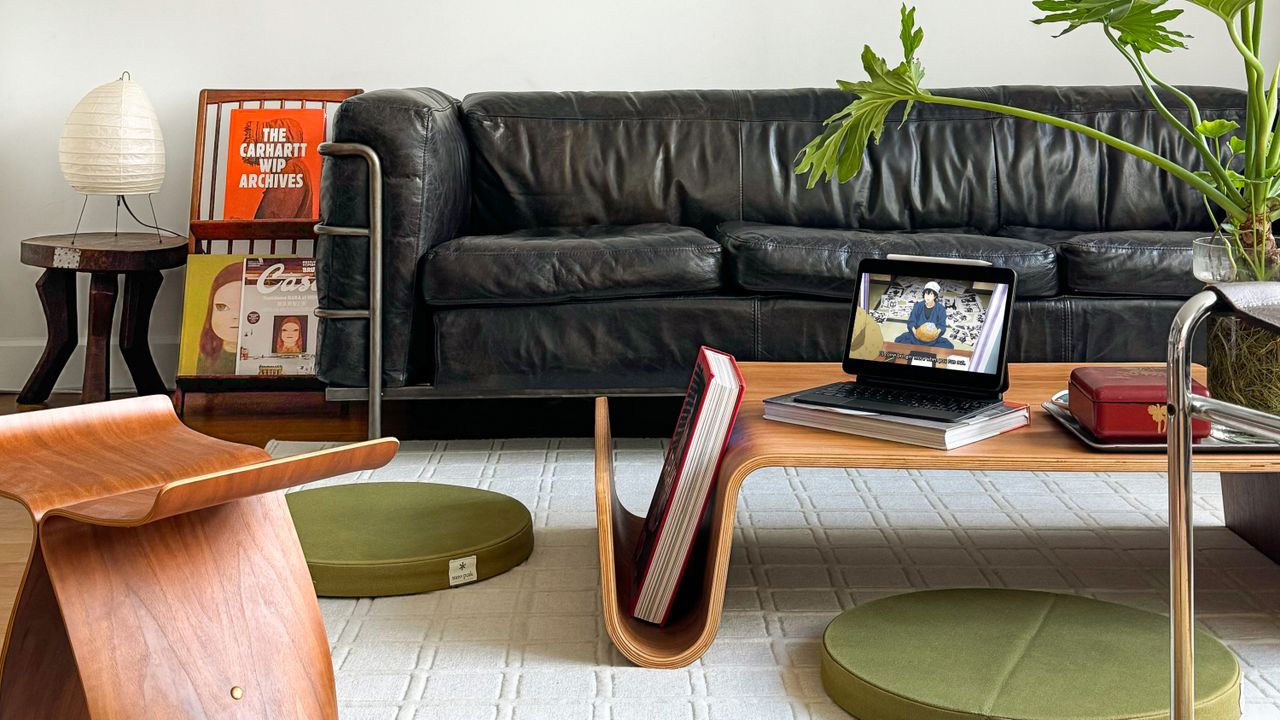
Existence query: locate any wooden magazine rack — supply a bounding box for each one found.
[593,397,758,669]
[187,88,360,256]
[0,396,397,718]
[177,89,360,404]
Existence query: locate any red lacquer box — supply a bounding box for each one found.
[1068,366,1212,443]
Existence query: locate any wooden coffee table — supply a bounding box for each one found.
[593,362,1280,669]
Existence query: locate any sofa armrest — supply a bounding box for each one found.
[316,88,471,388]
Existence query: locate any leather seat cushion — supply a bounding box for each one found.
[1057,230,1203,297]
[421,223,722,306]
[717,221,1059,299]
[996,225,1084,246]
[431,295,1194,390]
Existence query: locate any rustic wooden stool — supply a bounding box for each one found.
[0,396,397,719]
[18,232,188,405]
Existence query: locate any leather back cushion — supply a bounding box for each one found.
[461,86,1244,235]
[992,86,1243,231]
[735,89,1001,232]
[463,91,741,235]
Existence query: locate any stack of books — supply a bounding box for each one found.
[763,389,1028,450]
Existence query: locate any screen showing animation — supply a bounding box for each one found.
[848,273,1011,374]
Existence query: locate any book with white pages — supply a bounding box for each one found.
[763,389,1029,451]
[631,347,745,625]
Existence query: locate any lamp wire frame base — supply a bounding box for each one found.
[70,194,180,245]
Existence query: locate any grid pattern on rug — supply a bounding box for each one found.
[271,439,1280,720]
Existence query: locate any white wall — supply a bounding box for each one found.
[1,0,1276,392]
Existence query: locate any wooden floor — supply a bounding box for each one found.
[0,390,367,447]
[177,390,369,446]
[2,390,684,448]
[0,501,31,642]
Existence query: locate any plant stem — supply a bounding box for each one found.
[1113,34,1245,208]
[1133,52,1251,207]
[1266,62,1280,173]
[917,94,1246,219]
[1234,10,1275,278]
[1135,53,1204,129]
[1261,0,1280,178]
[1252,0,1264,66]
[1242,4,1255,49]
[1230,14,1268,183]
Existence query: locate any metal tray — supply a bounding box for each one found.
[1042,390,1280,453]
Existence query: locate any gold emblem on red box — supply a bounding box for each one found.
[1148,404,1168,433]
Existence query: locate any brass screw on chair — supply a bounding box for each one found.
[230,686,244,701]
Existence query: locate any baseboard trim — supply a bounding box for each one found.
[0,338,179,394]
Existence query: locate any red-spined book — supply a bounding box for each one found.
[632,347,745,625]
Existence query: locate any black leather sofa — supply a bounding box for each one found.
[316,86,1241,394]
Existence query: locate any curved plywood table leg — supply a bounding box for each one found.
[0,396,399,718]
[594,397,766,669]
[0,544,89,719]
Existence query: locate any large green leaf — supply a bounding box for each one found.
[1033,0,1133,33]
[899,5,924,61]
[797,49,924,186]
[1109,1,1190,52]
[1196,118,1240,138]
[795,11,929,188]
[1033,0,1189,53]
[1186,0,1255,21]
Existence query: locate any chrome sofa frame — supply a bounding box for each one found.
[315,142,384,438]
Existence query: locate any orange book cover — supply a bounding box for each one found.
[223,108,325,220]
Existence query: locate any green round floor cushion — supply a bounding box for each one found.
[822,589,1240,720]
[286,482,534,597]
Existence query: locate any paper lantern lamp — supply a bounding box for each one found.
[59,74,165,195]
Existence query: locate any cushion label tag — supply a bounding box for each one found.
[449,555,478,586]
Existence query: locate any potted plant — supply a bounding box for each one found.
[796,0,1280,413]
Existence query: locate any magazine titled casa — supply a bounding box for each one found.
[236,257,318,376]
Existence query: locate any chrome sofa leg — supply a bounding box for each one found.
[315,142,384,439]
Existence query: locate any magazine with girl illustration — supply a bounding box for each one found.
[178,255,317,377]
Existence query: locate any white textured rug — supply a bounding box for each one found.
[269,438,1280,720]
